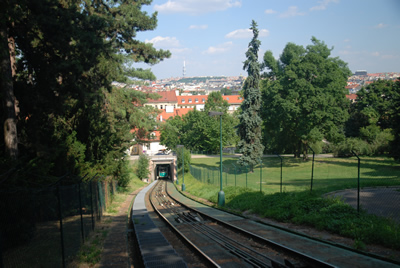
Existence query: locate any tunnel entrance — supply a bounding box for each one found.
[155,164,171,180]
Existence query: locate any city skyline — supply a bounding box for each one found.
[135,0,400,80]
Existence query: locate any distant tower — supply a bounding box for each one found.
[183,60,186,77]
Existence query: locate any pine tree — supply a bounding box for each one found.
[237,20,264,170]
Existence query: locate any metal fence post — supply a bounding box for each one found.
[232,164,237,187]
[308,145,315,192]
[245,165,248,188]
[352,151,361,213]
[259,159,262,193]
[78,182,85,243]
[225,167,227,186]
[57,184,66,268]
[275,153,283,193]
[0,230,3,268]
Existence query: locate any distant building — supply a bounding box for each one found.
[355,70,367,76]
[346,94,357,103]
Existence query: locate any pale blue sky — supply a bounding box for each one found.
[136,0,400,79]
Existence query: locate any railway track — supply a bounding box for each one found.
[149,179,335,268]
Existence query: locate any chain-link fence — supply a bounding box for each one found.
[189,156,400,221]
[0,173,117,268]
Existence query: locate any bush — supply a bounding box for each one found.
[177,148,191,173]
[371,129,394,154]
[333,138,372,157]
[136,154,150,180]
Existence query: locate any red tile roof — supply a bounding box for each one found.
[346,94,357,100]
[177,95,243,105]
[157,108,193,122]
[177,95,207,105]
[147,90,177,103]
[222,95,243,104]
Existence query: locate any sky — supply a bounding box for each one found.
[135,0,400,80]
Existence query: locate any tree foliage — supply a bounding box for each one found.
[177,147,191,173]
[136,154,150,180]
[346,79,400,158]
[204,91,229,113]
[160,110,238,153]
[0,0,170,184]
[261,37,351,159]
[237,20,264,168]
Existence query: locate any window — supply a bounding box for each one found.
[227,97,229,100]
[189,98,192,103]
[195,98,198,103]
[160,105,163,109]
[182,99,185,103]
[155,105,158,108]
[202,98,205,102]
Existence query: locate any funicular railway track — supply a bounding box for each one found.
[149,179,336,268]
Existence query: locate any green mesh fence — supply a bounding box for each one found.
[189,156,400,222]
[0,175,118,267]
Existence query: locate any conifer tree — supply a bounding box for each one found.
[237,20,264,170]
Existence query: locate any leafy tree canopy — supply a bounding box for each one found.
[261,37,351,159]
[204,91,229,113]
[1,0,170,183]
[160,109,238,153]
[349,79,400,158]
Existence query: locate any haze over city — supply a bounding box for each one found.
[136,0,400,79]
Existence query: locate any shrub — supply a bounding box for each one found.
[136,154,150,180]
[177,148,191,173]
[333,138,372,157]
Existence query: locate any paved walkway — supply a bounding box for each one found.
[326,186,400,224]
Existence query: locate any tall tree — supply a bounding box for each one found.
[1,0,170,179]
[237,20,264,170]
[261,37,351,159]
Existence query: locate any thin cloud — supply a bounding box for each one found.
[225,28,269,39]
[189,24,208,30]
[264,9,277,14]
[279,6,306,18]
[374,23,387,29]
[310,0,339,11]
[145,36,180,48]
[154,0,241,15]
[203,42,233,55]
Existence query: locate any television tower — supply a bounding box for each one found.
[182,60,186,77]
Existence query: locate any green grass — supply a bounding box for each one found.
[75,172,146,266]
[190,156,400,194]
[179,156,400,251]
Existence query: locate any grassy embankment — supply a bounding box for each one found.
[177,156,400,252]
[75,161,146,266]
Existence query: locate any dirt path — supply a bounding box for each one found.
[97,187,144,268]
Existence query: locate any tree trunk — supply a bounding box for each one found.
[294,140,301,158]
[302,143,308,161]
[0,22,18,159]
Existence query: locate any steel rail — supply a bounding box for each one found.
[166,182,337,268]
[154,181,292,267]
[149,180,221,268]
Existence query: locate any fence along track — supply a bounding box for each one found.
[150,179,336,268]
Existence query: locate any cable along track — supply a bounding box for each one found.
[149,180,336,268]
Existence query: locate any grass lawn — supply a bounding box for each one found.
[179,156,400,253]
[190,156,400,194]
